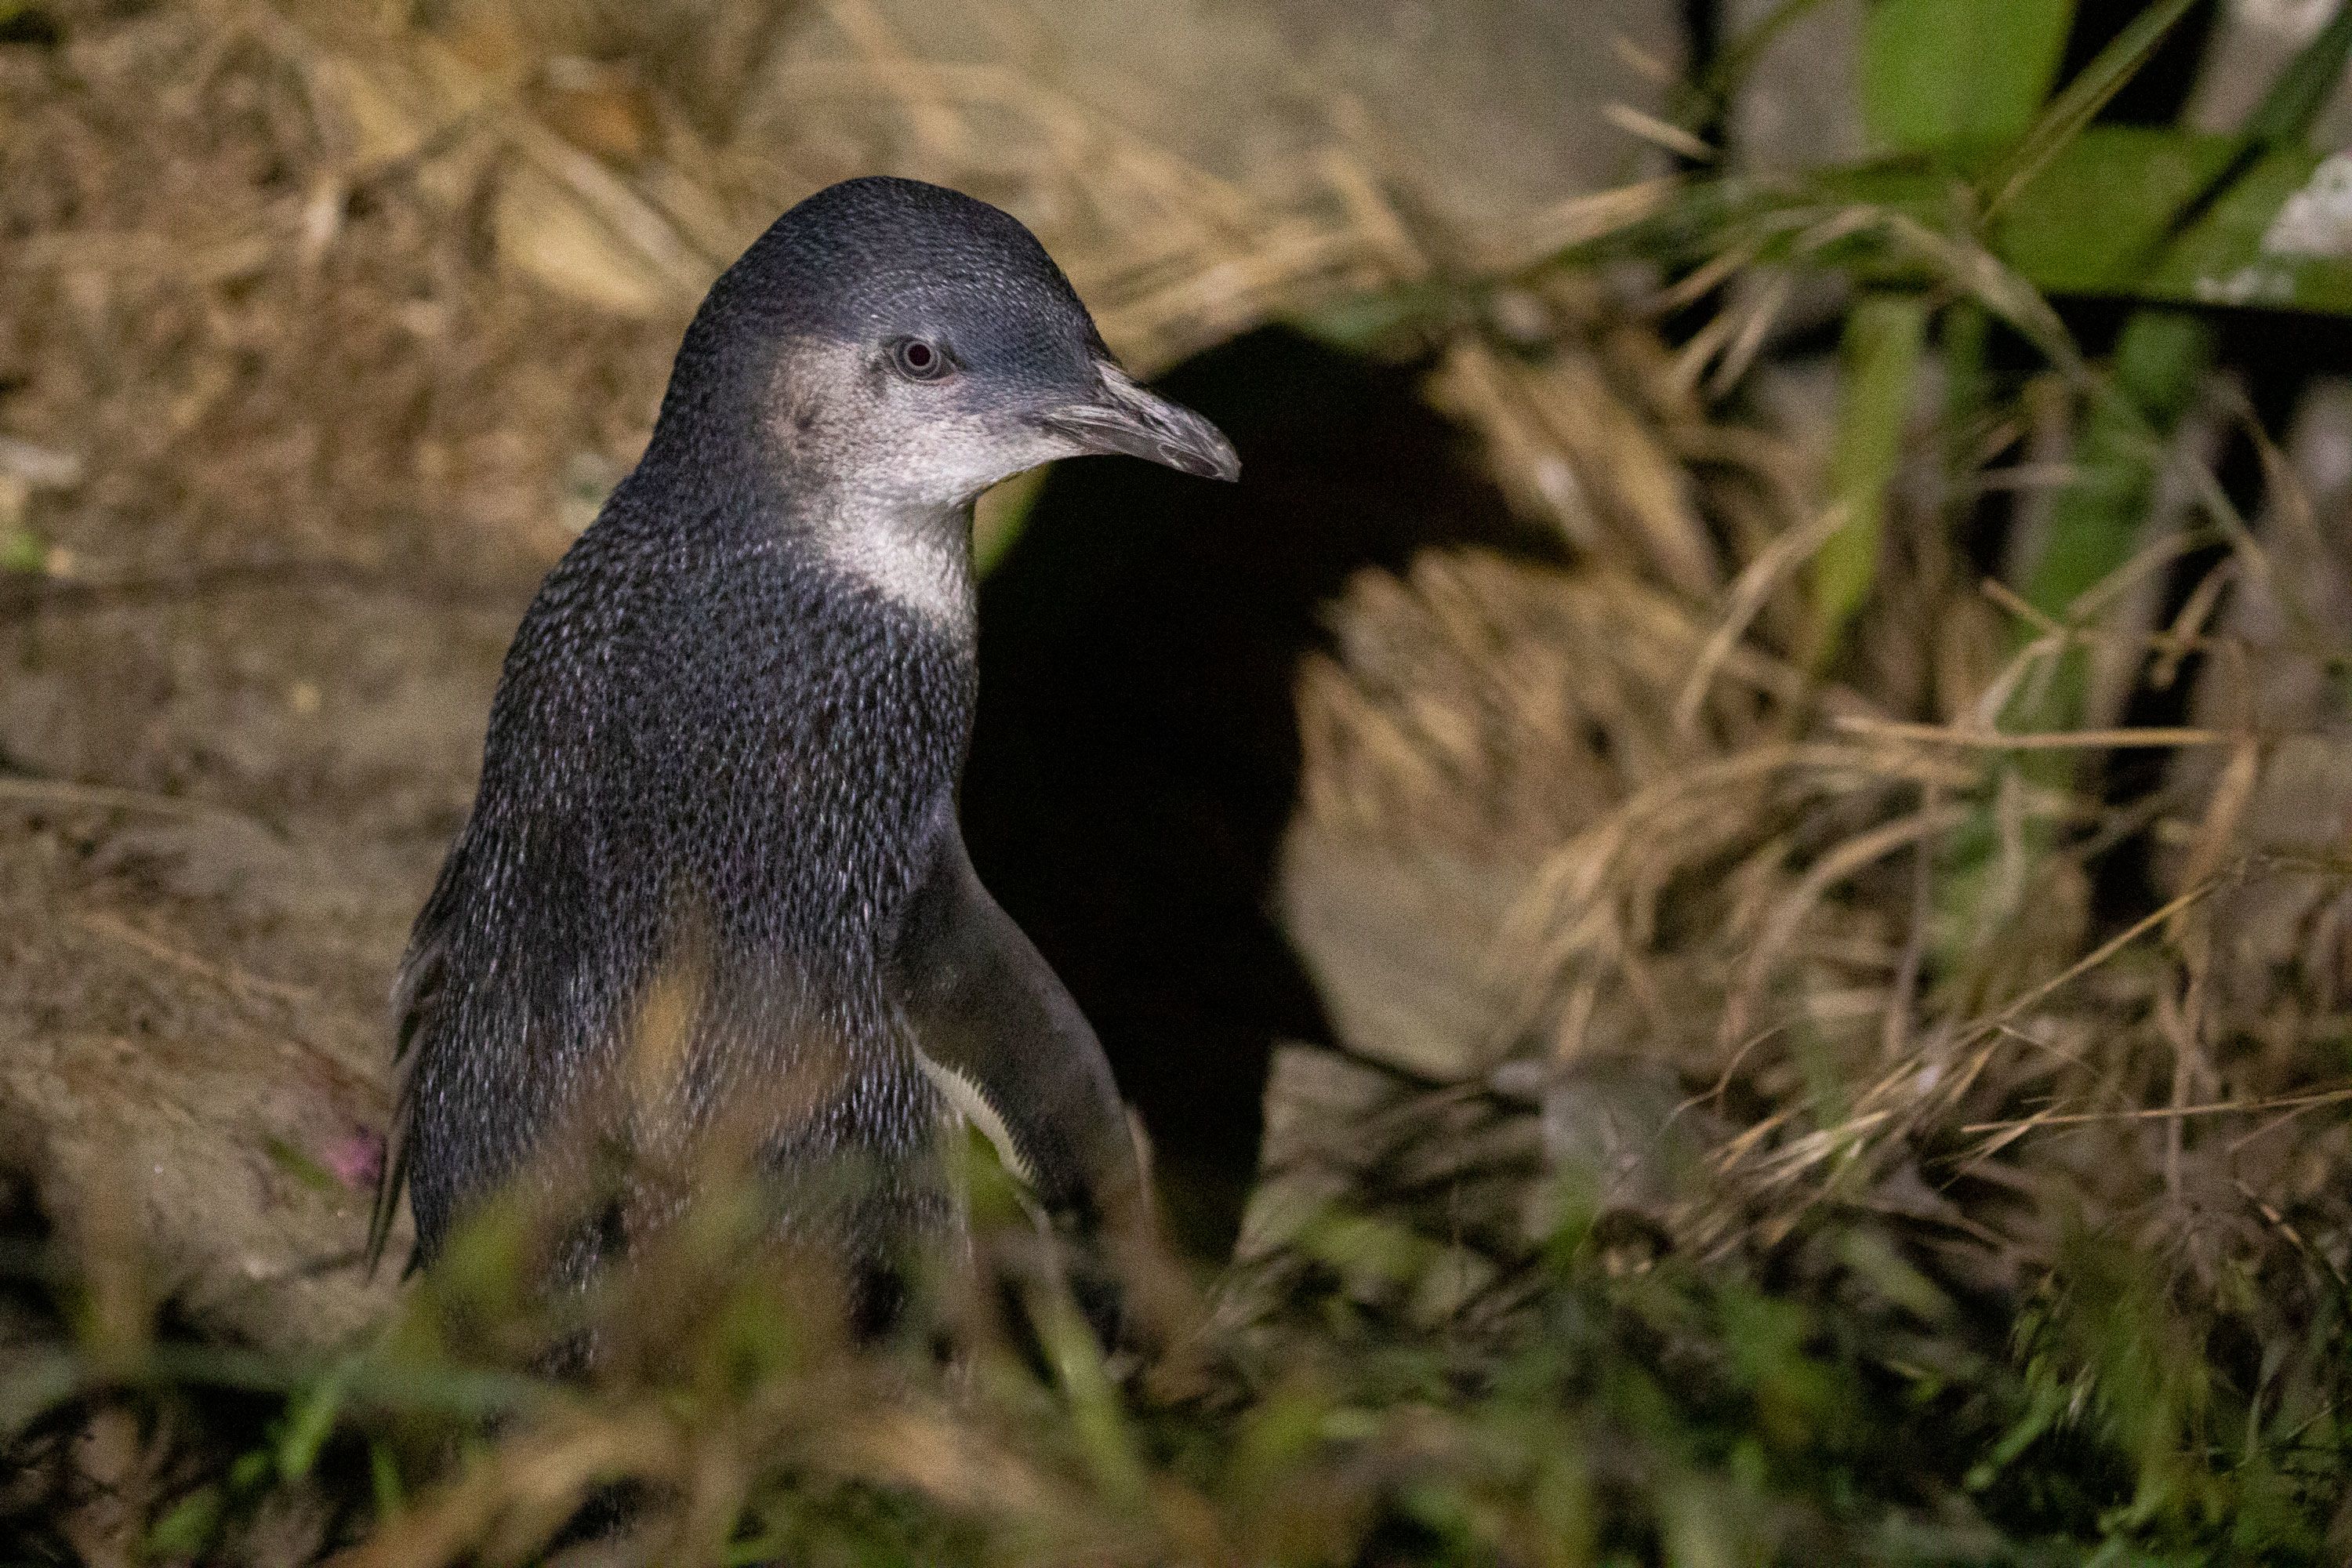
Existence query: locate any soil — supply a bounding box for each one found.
[0,3,682,1352]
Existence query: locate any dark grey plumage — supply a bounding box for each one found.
[369,177,1237,1300]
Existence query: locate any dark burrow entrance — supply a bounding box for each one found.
[961,328,1551,1259]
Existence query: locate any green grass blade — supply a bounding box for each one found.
[2022,310,2212,633]
[2241,0,2352,146]
[1813,292,1929,665]
[276,1359,354,1483]
[1980,0,2205,217]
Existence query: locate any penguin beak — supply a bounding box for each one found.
[1036,365,1240,481]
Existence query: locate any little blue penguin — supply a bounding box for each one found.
[368,176,1239,1312]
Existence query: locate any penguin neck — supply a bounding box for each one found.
[796,492,978,641]
[639,408,983,644]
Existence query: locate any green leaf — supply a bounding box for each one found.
[1860,0,2074,154]
[1999,0,2352,757]
[276,1360,352,1483]
[1994,127,2352,313]
[1034,1287,1147,1506]
[144,1485,226,1558]
[1750,128,2352,317]
[1980,0,2204,216]
[1966,1377,2070,1489]
[2144,1,2352,253]
[1813,292,1929,663]
[262,1134,347,1196]
[0,527,43,575]
[368,1439,405,1520]
[227,1447,272,1491]
[2024,309,2212,626]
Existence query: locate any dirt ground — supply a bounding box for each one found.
[0,3,697,1351]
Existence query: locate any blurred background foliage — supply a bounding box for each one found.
[4,0,2352,1561]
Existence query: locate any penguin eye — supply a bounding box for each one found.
[888,336,953,382]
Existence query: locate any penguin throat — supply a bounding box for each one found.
[808,502,975,634]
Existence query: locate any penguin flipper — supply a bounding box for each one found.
[890,827,1152,1240]
[366,852,461,1277]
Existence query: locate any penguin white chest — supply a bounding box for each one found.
[817,521,974,632]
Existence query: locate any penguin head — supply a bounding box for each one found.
[661,176,1238,512]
